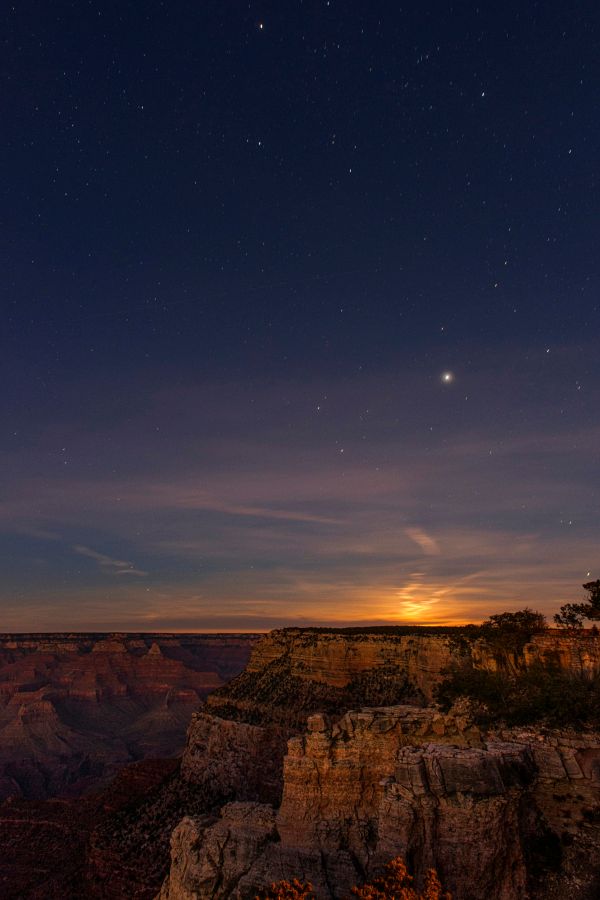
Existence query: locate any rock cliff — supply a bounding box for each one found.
[242,628,454,699]
[207,628,600,725]
[160,628,600,900]
[161,706,600,900]
[180,712,289,806]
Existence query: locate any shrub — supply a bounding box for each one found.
[257,858,450,900]
[478,608,546,655]
[445,610,546,662]
[351,856,450,900]
[255,879,315,899]
[554,580,600,629]
[436,661,600,728]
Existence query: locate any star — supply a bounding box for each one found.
[441,371,454,384]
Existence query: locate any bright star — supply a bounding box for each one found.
[441,371,454,384]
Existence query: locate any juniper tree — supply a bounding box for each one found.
[554,580,600,629]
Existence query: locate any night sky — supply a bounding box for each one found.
[3,2,599,630]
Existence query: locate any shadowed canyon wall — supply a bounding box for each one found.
[0,633,259,799]
[161,706,600,900]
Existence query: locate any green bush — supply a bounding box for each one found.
[436,661,600,728]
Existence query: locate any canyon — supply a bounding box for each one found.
[1,627,599,899]
[161,706,600,899]
[0,632,259,899]
[160,627,600,900]
[0,632,259,799]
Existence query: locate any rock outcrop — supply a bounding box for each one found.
[243,628,455,699]
[158,627,600,900]
[158,805,278,900]
[160,705,600,900]
[207,628,600,728]
[181,712,289,806]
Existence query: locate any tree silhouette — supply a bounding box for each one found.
[554,580,600,629]
[479,608,546,652]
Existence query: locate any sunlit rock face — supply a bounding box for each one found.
[161,629,600,900]
[160,706,600,900]
[208,628,600,726]
[521,632,600,677]
[245,628,455,697]
[0,632,259,799]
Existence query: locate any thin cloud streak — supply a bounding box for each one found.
[404,527,440,556]
[72,545,148,577]
[1,349,598,627]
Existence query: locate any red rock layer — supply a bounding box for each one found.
[0,633,259,799]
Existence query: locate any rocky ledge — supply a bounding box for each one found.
[160,704,600,900]
[206,628,600,729]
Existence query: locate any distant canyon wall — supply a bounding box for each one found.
[0,633,259,799]
[228,627,600,704]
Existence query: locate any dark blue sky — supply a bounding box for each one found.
[2,1,599,629]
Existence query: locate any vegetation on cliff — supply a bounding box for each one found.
[438,600,600,727]
[256,857,450,900]
[437,662,600,728]
[279,625,480,637]
[256,879,316,899]
[446,607,547,658]
[208,656,423,728]
[555,580,600,629]
[351,857,450,900]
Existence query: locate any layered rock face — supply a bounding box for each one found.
[180,630,450,815]
[189,628,600,819]
[210,628,600,723]
[161,705,600,900]
[243,628,455,699]
[521,632,600,676]
[181,712,289,806]
[0,633,259,799]
[160,628,600,900]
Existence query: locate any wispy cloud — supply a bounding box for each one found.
[404,527,440,555]
[1,347,598,628]
[72,545,148,577]
[11,525,62,542]
[144,491,345,524]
